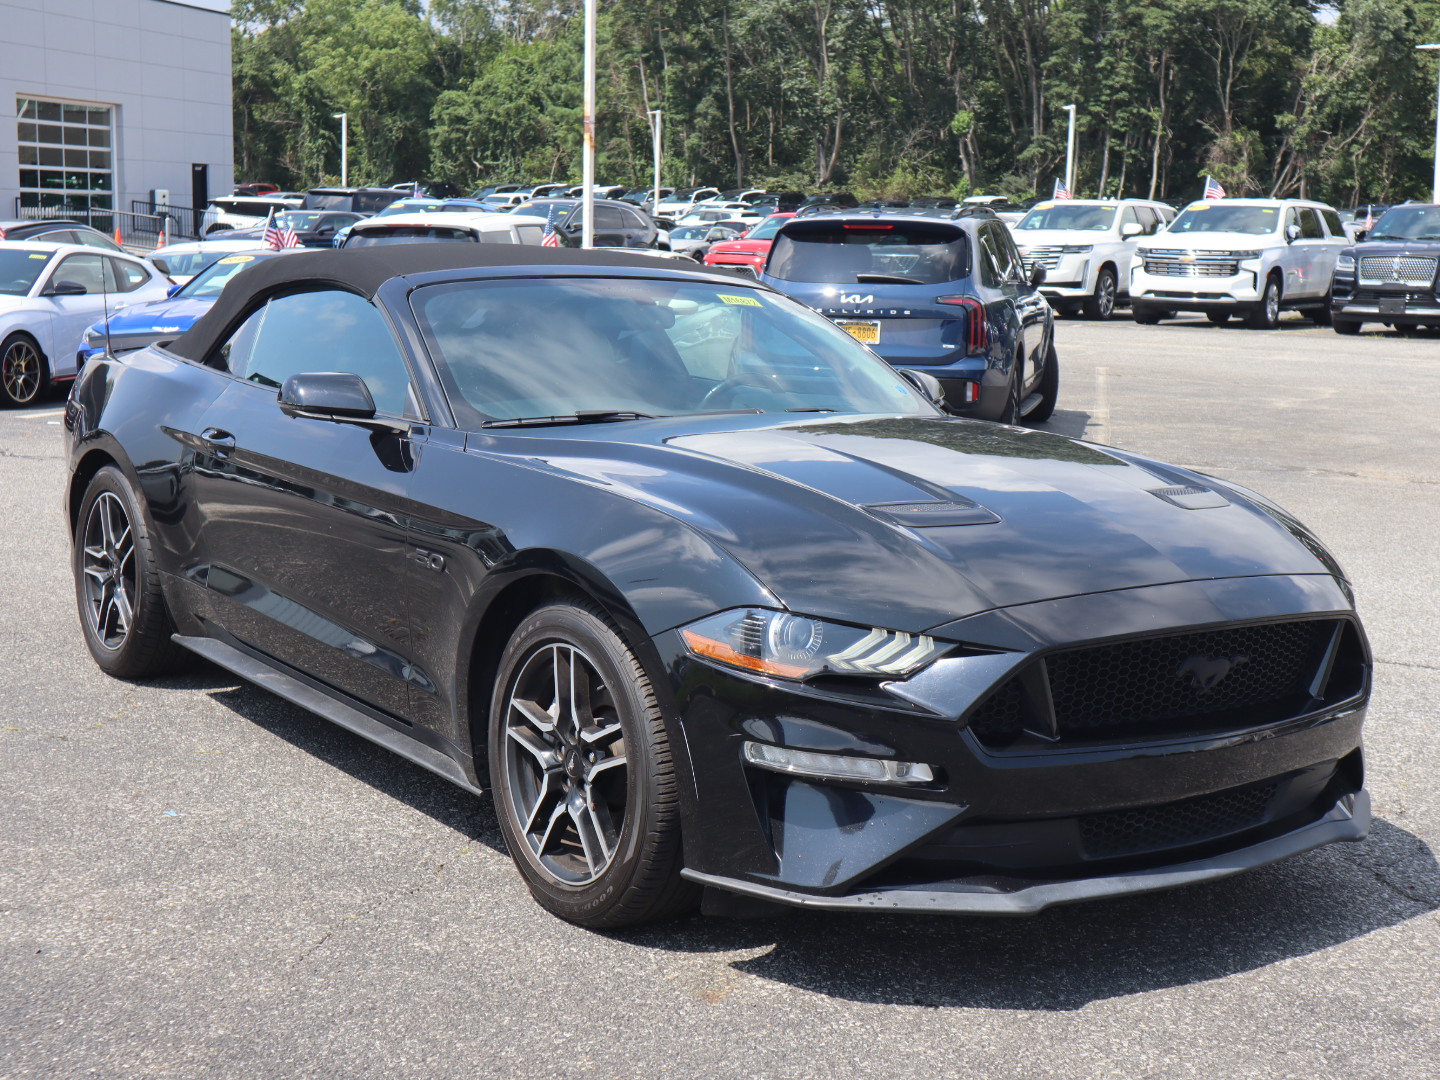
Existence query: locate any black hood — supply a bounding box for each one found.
[508,415,1340,634]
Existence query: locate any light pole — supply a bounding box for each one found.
[1418,45,1440,202]
[1063,104,1077,195]
[581,0,597,248]
[648,109,662,213]
[332,112,348,187]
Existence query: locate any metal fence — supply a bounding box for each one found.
[130,199,210,242]
[11,201,185,252]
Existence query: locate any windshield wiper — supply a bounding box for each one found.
[481,409,657,429]
[855,273,923,284]
[785,407,836,413]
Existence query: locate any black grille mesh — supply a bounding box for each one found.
[1078,783,1278,859]
[966,620,1343,747]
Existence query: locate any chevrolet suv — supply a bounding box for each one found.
[1330,203,1440,334]
[1012,198,1175,319]
[760,211,1057,423]
[1130,198,1346,328]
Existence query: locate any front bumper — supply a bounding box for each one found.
[1131,266,1262,309]
[663,574,1369,915]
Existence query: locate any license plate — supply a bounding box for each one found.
[836,320,880,344]
[1379,297,1406,315]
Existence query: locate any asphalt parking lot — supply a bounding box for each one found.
[2,311,1437,1080]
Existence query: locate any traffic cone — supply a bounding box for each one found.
[113,224,123,246]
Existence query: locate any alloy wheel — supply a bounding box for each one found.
[80,491,137,651]
[500,641,629,886]
[2,339,41,405]
[1095,272,1116,318]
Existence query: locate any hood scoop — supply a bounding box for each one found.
[1149,485,1230,510]
[865,499,1001,528]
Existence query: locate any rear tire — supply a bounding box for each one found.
[1024,341,1060,425]
[997,354,1023,423]
[72,466,187,678]
[1083,266,1118,320]
[1206,311,1230,325]
[488,600,696,928]
[1131,304,1165,325]
[1310,298,1333,326]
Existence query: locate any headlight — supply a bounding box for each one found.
[1337,254,1355,271]
[680,608,945,680]
[1233,250,1264,260]
[1060,244,1093,253]
[81,325,103,347]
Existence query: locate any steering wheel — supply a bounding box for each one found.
[699,375,773,410]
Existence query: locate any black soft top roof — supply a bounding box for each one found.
[166,244,704,362]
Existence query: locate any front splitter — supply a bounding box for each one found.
[682,790,1369,916]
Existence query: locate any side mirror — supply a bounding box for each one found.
[1286,224,1301,242]
[150,257,171,275]
[1029,264,1047,288]
[1355,229,1369,242]
[279,372,394,427]
[1121,222,1144,238]
[46,280,88,296]
[316,225,333,235]
[166,283,183,298]
[897,368,949,411]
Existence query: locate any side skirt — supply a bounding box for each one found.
[172,633,484,796]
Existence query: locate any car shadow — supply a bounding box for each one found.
[620,818,1438,1009]
[198,661,507,856]
[1034,408,1091,440]
[189,651,1439,1011]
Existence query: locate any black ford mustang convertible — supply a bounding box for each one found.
[65,246,1370,927]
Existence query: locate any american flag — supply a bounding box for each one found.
[1203,175,1227,200]
[541,204,561,247]
[263,210,300,250]
[1364,206,1375,230]
[1053,178,1072,200]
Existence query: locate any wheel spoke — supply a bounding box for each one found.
[520,770,560,835]
[585,796,619,864]
[578,720,622,746]
[567,792,605,874]
[584,753,626,784]
[510,696,556,734]
[110,583,133,634]
[533,798,569,857]
[506,723,561,771]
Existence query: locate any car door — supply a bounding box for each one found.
[592,204,628,246]
[988,222,1048,362]
[1279,207,1310,297]
[1287,207,1332,298]
[185,287,426,720]
[41,252,109,370]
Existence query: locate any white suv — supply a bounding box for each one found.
[1012,198,1175,319]
[1130,198,1347,328]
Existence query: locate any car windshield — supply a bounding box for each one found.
[375,201,446,218]
[1367,206,1440,241]
[412,278,932,423]
[672,227,709,239]
[346,226,477,247]
[178,252,274,297]
[273,211,328,230]
[747,216,790,241]
[211,198,291,216]
[1168,204,1280,235]
[0,249,53,295]
[767,222,969,284]
[1016,203,1119,231]
[155,250,231,279]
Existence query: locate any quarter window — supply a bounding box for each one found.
[1299,208,1323,240]
[1320,208,1344,237]
[107,257,151,293]
[216,290,417,417]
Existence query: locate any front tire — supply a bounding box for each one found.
[1206,311,1230,325]
[1131,303,1165,325]
[73,466,186,677]
[1,333,49,407]
[1083,266,1118,320]
[1248,275,1281,329]
[489,600,695,927]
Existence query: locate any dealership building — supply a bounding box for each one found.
[0,0,233,235]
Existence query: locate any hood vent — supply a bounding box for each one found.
[865,499,1001,528]
[1149,485,1230,510]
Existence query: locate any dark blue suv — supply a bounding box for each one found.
[760,211,1057,422]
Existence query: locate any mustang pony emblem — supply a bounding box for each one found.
[1175,653,1250,694]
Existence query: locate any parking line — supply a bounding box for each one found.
[1091,365,1110,441]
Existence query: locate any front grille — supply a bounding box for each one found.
[965,618,1362,749]
[1019,246,1066,272]
[1078,783,1278,858]
[1142,249,1240,277]
[1359,254,1437,287]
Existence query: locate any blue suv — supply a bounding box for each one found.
[760,211,1058,422]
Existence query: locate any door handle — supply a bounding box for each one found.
[199,427,236,456]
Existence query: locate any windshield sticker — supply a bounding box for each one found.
[28,252,48,259]
[1191,204,1211,210]
[1034,202,1054,210]
[217,255,256,264]
[717,293,761,307]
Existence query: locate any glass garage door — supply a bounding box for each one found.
[16,97,114,214]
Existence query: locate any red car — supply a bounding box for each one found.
[701,212,794,275]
